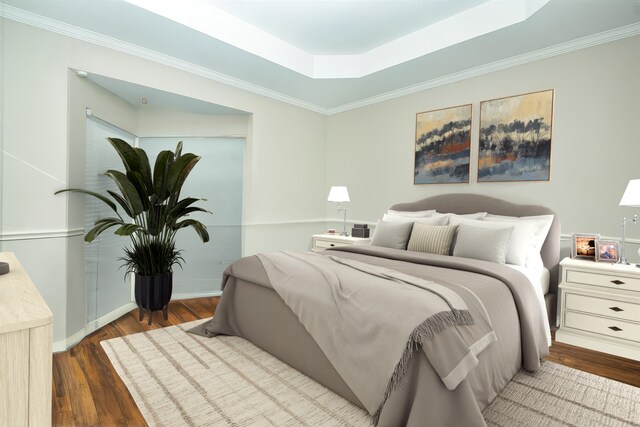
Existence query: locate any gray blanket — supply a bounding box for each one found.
[330,245,549,372]
[257,251,497,423]
[192,245,550,426]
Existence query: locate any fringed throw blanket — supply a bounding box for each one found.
[257,251,497,425]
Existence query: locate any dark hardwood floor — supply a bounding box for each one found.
[52,297,640,426]
[52,297,218,426]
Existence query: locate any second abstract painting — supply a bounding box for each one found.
[478,89,554,182]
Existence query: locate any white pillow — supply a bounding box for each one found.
[485,214,554,269]
[449,216,535,266]
[386,209,436,218]
[382,213,449,226]
[433,212,488,220]
[453,224,514,264]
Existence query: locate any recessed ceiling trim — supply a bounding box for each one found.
[3,4,640,115]
[327,21,640,114]
[316,0,551,78]
[0,3,328,114]
[124,0,315,77]
[124,0,550,79]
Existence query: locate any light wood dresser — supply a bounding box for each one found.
[557,257,640,361]
[0,252,53,427]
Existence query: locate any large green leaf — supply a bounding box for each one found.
[146,202,166,236]
[54,188,119,215]
[108,138,142,174]
[107,190,134,218]
[134,147,153,195]
[167,197,209,219]
[105,170,144,216]
[167,153,200,197]
[174,141,183,159]
[126,170,150,210]
[114,223,146,236]
[85,220,121,242]
[153,150,174,201]
[173,219,210,243]
[95,217,125,226]
[174,206,210,218]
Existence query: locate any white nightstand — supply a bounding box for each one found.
[556,257,640,361]
[311,234,372,252]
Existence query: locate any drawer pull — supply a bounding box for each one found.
[609,306,624,312]
[610,279,625,285]
[329,243,335,247]
[608,326,623,332]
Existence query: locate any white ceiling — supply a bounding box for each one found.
[3,0,640,113]
[209,0,492,55]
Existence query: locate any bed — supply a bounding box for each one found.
[192,194,560,426]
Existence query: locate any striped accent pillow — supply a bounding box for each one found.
[407,224,458,255]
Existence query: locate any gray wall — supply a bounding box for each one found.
[326,35,640,261]
[1,19,326,349]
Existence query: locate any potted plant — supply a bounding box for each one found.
[56,138,210,324]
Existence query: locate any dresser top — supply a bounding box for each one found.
[313,233,370,241]
[0,252,53,334]
[561,256,640,275]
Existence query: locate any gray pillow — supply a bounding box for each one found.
[371,220,414,250]
[407,224,458,255]
[452,223,514,264]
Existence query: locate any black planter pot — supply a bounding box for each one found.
[135,272,173,324]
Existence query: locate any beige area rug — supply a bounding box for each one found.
[102,320,640,427]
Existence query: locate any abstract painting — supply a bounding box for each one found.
[414,104,471,184]
[478,89,554,182]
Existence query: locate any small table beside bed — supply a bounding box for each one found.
[192,193,560,426]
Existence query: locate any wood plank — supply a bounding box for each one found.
[1,329,29,427]
[52,353,74,427]
[546,340,640,387]
[29,324,52,427]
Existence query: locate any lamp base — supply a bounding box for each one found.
[339,231,348,236]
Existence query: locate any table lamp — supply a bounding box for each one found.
[618,179,640,265]
[327,186,350,236]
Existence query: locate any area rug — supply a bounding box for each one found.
[102,320,640,427]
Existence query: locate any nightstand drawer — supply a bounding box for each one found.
[565,311,640,343]
[313,239,351,250]
[566,270,640,292]
[565,293,640,322]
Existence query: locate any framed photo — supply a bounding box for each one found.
[478,89,554,182]
[595,240,620,263]
[414,104,471,184]
[571,233,600,260]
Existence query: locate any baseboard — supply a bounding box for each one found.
[53,328,87,353]
[172,290,222,300]
[52,293,220,352]
[85,302,139,336]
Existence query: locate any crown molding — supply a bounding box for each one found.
[327,22,640,114]
[0,4,329,115]
[2,3,639,116]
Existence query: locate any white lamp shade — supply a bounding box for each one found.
[620,179,640,207]
[327,186,350,202]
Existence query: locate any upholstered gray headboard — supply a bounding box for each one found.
[390,193,561,323]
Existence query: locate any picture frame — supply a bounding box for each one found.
[571,233,600,260]
[414,104,472,184]
[478,89,554,183]
[595,239,620,263]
